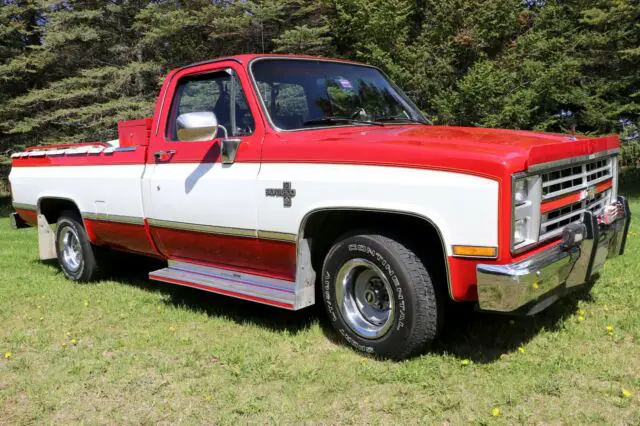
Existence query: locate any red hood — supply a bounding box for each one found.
[399,125,619,167]
[268,125,620,179]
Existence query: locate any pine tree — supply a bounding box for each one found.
[0,0,638,173]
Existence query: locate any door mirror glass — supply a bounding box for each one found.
[176,111,219,142]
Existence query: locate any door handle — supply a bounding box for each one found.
[154,150,176,162]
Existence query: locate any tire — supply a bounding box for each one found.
[55,211,102,282]
[321,232,441,359]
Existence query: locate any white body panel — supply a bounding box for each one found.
[257,164,499,255]
[10,165,146,218]
[10,163,499,255]
[142,162,260,230]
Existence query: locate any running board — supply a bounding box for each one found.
[149,260,314,310]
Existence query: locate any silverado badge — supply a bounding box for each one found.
[265,182,296,207]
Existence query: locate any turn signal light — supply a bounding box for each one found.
[452,245,498,258]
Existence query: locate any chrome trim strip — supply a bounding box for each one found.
[527,149,620,173]
[12,202,37,211]
[256,230,297,243]
[82,212,145,226]
[147,218,256,238]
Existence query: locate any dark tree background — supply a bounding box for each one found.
[1,0,639,187]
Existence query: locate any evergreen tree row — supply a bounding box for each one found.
[1,0,638,169]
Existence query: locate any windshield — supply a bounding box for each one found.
[251,59,427,130]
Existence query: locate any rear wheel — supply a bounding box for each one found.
[321,232,441,359]
[55,211,102,282]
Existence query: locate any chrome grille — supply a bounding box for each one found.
[542,158,613,200]
[540,189,612,240]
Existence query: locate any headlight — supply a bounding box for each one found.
[512,175,542,251]
[513,179,528,205]
[513,217,529,245]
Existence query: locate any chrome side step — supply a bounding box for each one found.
[149,260,312,310]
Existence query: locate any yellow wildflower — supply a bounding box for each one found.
[71,339,77,345]
[491,407,501,417]
[577,309,585,316]
[606,325,614,334]
[461,359,471,366]
[518,347,526,354]
[577,316,585,322]
[4,352,11,360]
[621,388,632,398]
[168,325,176,332]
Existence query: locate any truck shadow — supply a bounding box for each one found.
[430,287,591,363]
[106,254,318,335]
[106,252,592,363]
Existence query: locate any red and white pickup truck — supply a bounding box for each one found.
[9,54,631,359]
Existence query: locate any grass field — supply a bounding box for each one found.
[0,174,639,425]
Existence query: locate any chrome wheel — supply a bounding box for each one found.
[58,226,82,272]
[335,258,395,339]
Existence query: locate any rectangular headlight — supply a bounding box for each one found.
[512,175,542,251]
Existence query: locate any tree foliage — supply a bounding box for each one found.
[0,0,638,167]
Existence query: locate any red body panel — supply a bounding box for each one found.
[10,54,623,305]
[118,118,152,147]
[149,227,296,281]
[15,208,37,226]
[84,220,158,257]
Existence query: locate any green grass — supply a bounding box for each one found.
[1,177,639,425]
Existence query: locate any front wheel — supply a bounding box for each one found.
[322,232,441,359]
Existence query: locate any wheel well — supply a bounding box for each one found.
[302,210,449,297]
[38,198,81,225]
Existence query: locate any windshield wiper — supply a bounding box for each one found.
[376,116,430,125]
[302,117,385,127]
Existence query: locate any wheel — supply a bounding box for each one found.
[55,211,102,282]
[321,232,441,359]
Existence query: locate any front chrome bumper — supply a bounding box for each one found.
[477,196,631,315]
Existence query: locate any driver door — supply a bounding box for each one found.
[143,61,264,273]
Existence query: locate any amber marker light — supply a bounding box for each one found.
[452,245,498,258]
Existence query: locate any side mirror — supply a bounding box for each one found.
[176,111,219,142]
[175,111,242,164]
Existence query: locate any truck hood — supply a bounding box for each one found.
[272,125,620,179]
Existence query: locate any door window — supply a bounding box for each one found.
[166,70,255,141]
